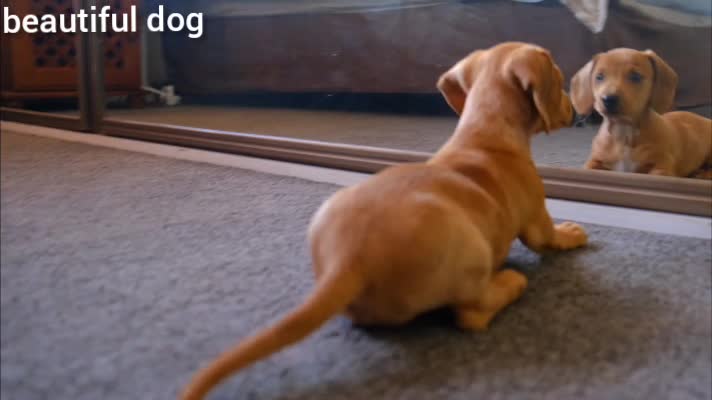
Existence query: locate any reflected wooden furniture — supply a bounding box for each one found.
[0,0,142,107]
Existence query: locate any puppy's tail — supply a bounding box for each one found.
[179,266,364,400]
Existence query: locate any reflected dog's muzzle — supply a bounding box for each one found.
[572,110,588,127]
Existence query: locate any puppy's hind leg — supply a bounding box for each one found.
[690,157,712,179]
[455,270,528,332]
[450,226,527,332]
[690,169,712,179]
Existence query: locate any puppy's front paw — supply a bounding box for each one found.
[553,221,588,250]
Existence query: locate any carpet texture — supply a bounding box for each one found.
[1,131,711,400]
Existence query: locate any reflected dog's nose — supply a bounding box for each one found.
[601,95,620,114]
[572,110,587,127]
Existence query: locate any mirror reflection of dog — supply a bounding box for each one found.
[571,48,712,179]
[179,42,588,400]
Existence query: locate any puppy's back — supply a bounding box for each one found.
[663,111,712,173]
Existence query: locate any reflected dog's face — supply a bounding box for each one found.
[570,48,678,123]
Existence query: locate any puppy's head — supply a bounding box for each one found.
[570,48,678,122]
[437,42,574,134]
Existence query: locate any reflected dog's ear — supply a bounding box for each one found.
[569,56,598,116]
[644,50,678,113]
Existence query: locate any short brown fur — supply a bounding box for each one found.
[180,42,588,400]
[570,48,712,178]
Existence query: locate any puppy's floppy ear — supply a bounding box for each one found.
[644,49,678,113]
[570,57,597,116]
[437,50,483,116]
[437,66,467,116]
[506,47,563,133]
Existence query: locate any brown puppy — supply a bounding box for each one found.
[180,42,588,400]
[571,48,712,178]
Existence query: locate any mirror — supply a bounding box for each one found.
[99,1,710,180]
[1,1,81,125]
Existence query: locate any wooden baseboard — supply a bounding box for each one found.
[1,90,142,100]
[1,107,83,131]
[99,118,712,217]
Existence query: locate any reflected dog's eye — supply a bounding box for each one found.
[628,71,643,83]
[595,72,605,82]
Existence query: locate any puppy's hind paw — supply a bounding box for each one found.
[691,170,712,180]
[456,309,493,332]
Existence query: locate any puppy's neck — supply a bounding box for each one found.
[605,119,639,146]
[437,87,535,157]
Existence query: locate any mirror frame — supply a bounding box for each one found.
[100,119,712,217]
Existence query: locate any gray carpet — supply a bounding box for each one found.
[1,131,711,400]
